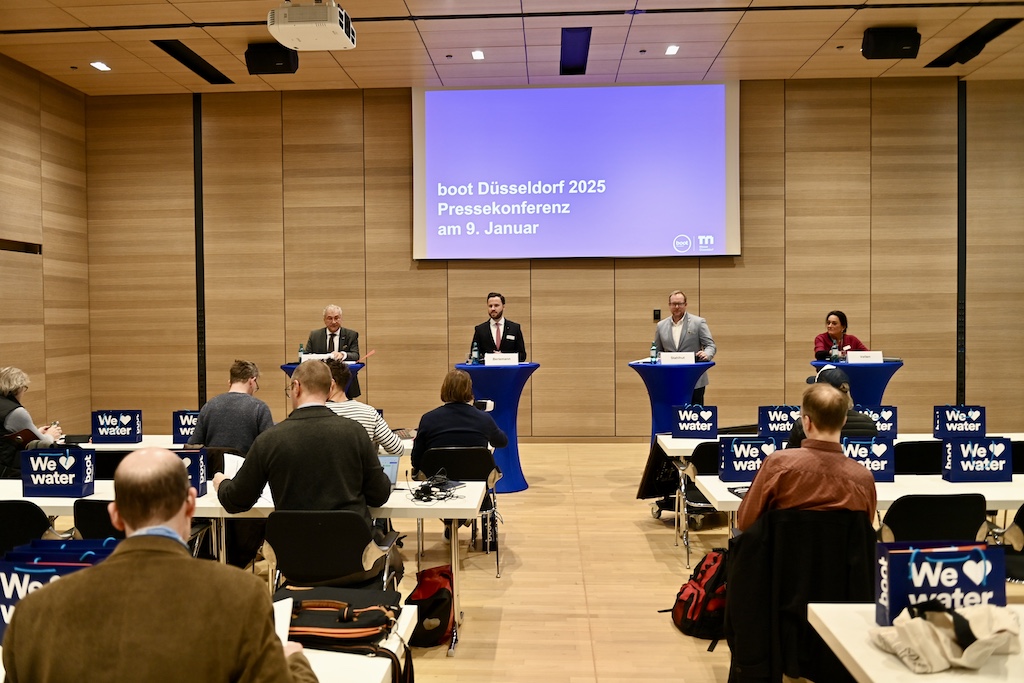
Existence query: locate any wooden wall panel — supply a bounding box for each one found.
[966,81,1024,431]
[447,263,533,435]
[870,78,958,431]
[202,93,288,421]
[613,260,700,436]
[282,91,366,413]
[87,95,197,434]
[701,80,787,428]
[531,260,615,436]
[784,80,872,403]
[40,80,91,432]
[0,252,47,420]
[363,89,447,429]
[0,55,43,244]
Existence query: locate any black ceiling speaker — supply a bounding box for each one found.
[861,27,921,60]
[245,43,299,75]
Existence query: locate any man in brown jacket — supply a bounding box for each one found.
[2,447,317,683]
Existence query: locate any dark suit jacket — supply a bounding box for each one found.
[306,325,361,398]
[2,535,316,683]
[725,509,875,683]
[471,319,527,362]
[218,405,391,530]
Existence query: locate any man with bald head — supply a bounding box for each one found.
[2,448,317,683]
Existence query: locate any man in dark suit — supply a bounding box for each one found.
[471,292,527,362]
[306,304,362,398]
[2,447,317,683]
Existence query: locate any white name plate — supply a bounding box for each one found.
[659,351,695,365]
[846,350,883,364]
[484,352,518,366]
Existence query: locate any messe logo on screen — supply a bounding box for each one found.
[672,234,693,253]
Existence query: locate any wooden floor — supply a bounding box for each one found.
[396,441,733,683]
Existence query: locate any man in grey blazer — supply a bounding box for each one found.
[653,289,717,405]
[306,304,362,398]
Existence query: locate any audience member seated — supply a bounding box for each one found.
[213,360,400,585]
[1,447,316,683]
[410,369,508,476]
[325,359,404,456]
[187,359,273,454]
[187,359,274,567]
[738,382,877,532]
[786,365,878,449]
[0,366,62,479]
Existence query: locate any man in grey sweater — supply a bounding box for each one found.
[187,360,274,454]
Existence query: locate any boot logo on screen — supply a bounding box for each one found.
[672,234,693,253]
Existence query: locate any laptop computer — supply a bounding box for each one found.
[379,454,401,487]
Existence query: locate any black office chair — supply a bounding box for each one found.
[418,446,503,577]
[73,498,215,557]
[1010,442,1024,475]
[73,499,126,541]
[0,500,55,555]
[677,441,720,568]
[726,509,876,683]
[879,493,989,543]
[264,510,401,593]
[893,440,943,474]
[988,502,1024,583]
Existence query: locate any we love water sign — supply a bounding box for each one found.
[20,448,95,497]
[718,437,780,482]
[91,410,142,444]
[876,542,1006,625]
[671,405,718,438]
[173,410,200,444]
[942,437,1012,482]
[758,406,800,437]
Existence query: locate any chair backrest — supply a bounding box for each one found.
[0,500,52,555]
[893,440,943,475]
[202,447,245,475]
[726,508,876,683]
[419,446,499,485]
[881,493,988,542]
[688,442,720,476]
[73,499,126,540]
[265,510,372,586]
[1010,441,1024,475]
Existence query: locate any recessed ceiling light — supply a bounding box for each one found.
[665,45,680,56]
[471,50,485,60]
[90,61,111,71]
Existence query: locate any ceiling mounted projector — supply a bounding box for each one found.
[268,0,356,51]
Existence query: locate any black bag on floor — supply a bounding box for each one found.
[406,564,455,647]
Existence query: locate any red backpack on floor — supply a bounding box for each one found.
[670,548,727,645]
[406,564,455,647]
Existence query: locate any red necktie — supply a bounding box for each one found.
[494,323,502,351]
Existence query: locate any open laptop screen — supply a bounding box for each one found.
[378,455,400,486]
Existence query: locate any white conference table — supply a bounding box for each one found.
[0,479,485,654]
[694,473,1024,513]
[657,432,1024,459]
[808,603,1024,682]
[0,606,417,683]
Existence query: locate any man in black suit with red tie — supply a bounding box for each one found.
[471,292,527,362]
